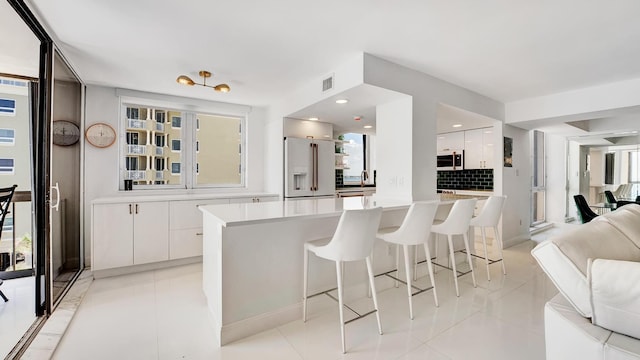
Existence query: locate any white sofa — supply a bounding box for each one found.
[532,204,640,360]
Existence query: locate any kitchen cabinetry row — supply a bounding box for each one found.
[92,195,278,272]
[437,127,495,169]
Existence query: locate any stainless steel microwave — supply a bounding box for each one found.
[437,150,464,171]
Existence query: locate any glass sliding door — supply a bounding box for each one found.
[531,130,546,225]
[50,50,83,305]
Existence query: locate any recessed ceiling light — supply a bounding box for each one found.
[484,130,492,134]
[364,125,372,129]
[452,124,462,128]
[335,99,349,104]
[438,136,445,140]
[308,117,318,121]
[323,134,330,138]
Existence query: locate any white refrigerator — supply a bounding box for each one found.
[284,137,336,198]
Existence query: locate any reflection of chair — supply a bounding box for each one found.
[604,190,617,204]
[0,185,17,302]
[303,207,383,354]
[573,194,598,223]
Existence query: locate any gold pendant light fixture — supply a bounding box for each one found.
[176,70,230,93]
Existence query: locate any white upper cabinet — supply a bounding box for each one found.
[464,128,495,169]
[437,131,465,152]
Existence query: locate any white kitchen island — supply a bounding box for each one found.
[199,196,413,345]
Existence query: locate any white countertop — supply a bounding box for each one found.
[93,192,279,204]
[199,196,411,227]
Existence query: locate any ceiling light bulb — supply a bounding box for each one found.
[364,125,372,129]
[214,84,231,93]
[308,117,319,121]
[176,75,195,86]
[335,99,349,104]
[452,124,462,128]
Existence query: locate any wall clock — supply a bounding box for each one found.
[52,120,80,146]
[85,123,116,148]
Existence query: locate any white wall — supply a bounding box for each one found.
[506,77,640,124]
[546,134,568,222]
[375,97,413,200]
[567,141,581,221]
[264,54,365,195]
[83,85,265,264]
[502,125,531,245]
[362,54,505,201]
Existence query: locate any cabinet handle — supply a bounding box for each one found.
[196,232,203,236]
[129,204,132,214]
[135,204,139,214]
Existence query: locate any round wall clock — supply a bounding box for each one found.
[85,123,116,148]
[52,120,80,146]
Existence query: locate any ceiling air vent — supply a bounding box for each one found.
[322,74,334,92]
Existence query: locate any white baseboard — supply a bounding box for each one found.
[503,234,531,249]
[92,256,202,279]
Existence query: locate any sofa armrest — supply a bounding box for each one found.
[590,259,640,340]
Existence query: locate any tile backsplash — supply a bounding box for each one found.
[335,169,344,187]
[437,169,493,190]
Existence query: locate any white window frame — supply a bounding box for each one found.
[0,158,15,174]
[171,139,181,152]
[118,97,247,190]
[171,116,181,129]
[0,98,16,116]
[0,128,15,145]
[171,162,181,175]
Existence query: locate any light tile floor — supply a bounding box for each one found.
[54,237,558,360]
[0,276,36,358]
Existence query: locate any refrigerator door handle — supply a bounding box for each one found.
[312,143,317,191]
[310,143,315,191]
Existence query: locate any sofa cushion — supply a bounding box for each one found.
[597,204,640,249]
[590,259,640,340]
[532,219,640,317]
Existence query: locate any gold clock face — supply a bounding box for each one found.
[85,123,116,148]
[53,120,80,146]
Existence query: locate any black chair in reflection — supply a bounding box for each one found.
[604,190,617,204]
[574,194,599,224]
[0,185,17,302]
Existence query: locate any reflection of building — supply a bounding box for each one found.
[0,78,32,240]
[123,106,182,185]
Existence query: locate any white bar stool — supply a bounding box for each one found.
[469,195,507,281]
[376,201,439,320]
[303,207,383,354]
[431,198,477,297]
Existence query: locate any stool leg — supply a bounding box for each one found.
[447,235,460,297]
[368,249,374,298]
[481,227,490,281]
[423,243,439,307]
[303,247,309,322]
[403,245,414,319]
[336,261,346,354]
[413,245,418,281]
[395,244,400,288]
[366,256,383,335]
[463,232,477,288]
[495,226,507,275]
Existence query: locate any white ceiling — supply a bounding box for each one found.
[0,1,39,78]
[23,0,640,108]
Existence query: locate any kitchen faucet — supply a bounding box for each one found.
[360,170,369,187]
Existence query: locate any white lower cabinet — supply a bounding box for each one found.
[169,199,229,260]
[133,202,169,265]
[93,194,278,271]
[92,203,134,270]
[92,201,169,270]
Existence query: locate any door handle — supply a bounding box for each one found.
[51,182,60,211]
